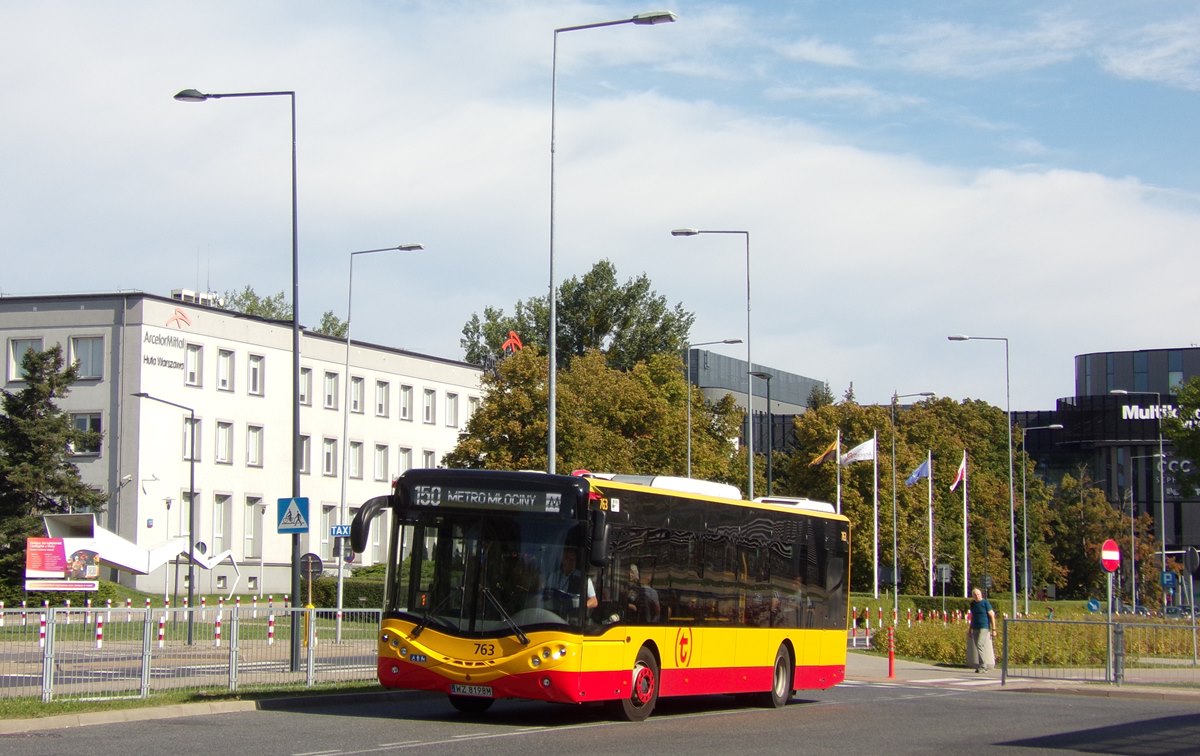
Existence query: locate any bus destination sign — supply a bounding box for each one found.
[411,484,563,514]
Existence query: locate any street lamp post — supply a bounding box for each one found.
[890,391,934,619]
[175,87,302,669]
[673,229,755,498]
[547,10,677,475]
[687,339,742,478]
[750,372,775,496]
[1018,423,1063,615]
[337,244,423,640]
[949,334,1016,618]
[132,392,196,645]
[1112,389,1170,613]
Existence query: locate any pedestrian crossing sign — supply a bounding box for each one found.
[277,497,310,533]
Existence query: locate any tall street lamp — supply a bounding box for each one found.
[547,10,677,475]
[175,87,302,668]
[337,244,423,638]
[687,339,742,478]
[1018,423,1063,615]
[949,334,1016,618]
[673,229,755,498]
[749,371,775,496]
[1112,389,1169,613]
[132,392,196,645]
[890,391,934,619]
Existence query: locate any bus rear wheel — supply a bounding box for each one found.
[448,694,495,716]
[758,645,793,708]
[612,646,659,722]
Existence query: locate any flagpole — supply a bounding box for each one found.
[873,429,879,601]
[962,451,969,598]
[835,429,842,514]
[927,450,934,597]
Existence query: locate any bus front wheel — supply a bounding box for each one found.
[612,646,659,722]
[758,644,793,708]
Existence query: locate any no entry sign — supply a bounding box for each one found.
[1101,538,1120,573]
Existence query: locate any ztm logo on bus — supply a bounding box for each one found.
[674,627,693,668]
[1101,538,1120,573]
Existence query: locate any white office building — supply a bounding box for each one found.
[1,290,483,597]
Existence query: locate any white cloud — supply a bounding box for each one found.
[1099,18,1200,91]
[776,37,858,68]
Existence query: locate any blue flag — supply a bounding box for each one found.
[905,458,931,486]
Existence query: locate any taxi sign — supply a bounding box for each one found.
[1101,538,1120,573]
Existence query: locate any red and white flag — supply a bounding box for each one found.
[949,451,967,492]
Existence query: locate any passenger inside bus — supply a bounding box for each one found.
[548,548,597,611]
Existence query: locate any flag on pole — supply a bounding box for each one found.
[841,437,876,465]
[809,438,839,466]
[949,451,967,492]
[905,458,931,486]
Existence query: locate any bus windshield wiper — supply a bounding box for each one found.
[411,586,461,639]
[481,587,530,646]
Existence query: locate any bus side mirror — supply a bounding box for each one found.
[588,508,608,567]
[350,495,391,553]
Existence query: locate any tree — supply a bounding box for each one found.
[220,286,345,337]
[1162,376,1200,498]
[459,260,694,371]
[221,286,291,320]
[0,346,106,598]
[806,381,835,410]
[315,310,348,339]
[1044,470,1130,600]
[443,348,744,485]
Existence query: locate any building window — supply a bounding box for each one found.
[1105,353,1115,394]
[371,510,385,563]
[322,438,338,476]
[70,413,102,455]
[350,376,364,414]
[1169,350,1183,394]
[324,372,339,410]
[215,421,233,464]
[468,396,481,424]
[72,336,104,380]
[423,449,437,468]
[299,368,312,406]
[349,441,364,480]
[247,425,263,468]
[299,435,311,475]
[8,337,43,380]
[398,447,412,475]
[445,393,459,428]
[1133,352,1149,392]
[375,381,390,417]
[244,496,263,559]
[321,505,335,559]
[374,444,389,482]
[214,494,231,553]
[423,388,436,424]
[399,385,413,421]
[185,343,203,387]
[183,417,201,462]
[248,354,265,396]
[217,349,234,391]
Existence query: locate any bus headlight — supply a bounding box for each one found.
[531,655,541,667]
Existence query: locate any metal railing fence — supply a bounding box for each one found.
[1002,617,1200,687]
[0,607,380,702]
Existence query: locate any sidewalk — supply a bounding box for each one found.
[846,650,1200,702]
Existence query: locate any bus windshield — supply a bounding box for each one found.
[394,511,591,636]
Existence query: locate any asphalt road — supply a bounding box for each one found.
[4,678,1199,755]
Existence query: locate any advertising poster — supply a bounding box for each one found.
[25,537,100,591]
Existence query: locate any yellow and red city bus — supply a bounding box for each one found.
[349,468,849,720]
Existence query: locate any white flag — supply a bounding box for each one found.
[840,437,876,465]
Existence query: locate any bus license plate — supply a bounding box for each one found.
[451,684,493,698]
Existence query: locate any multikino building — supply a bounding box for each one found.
[0,290,483,597]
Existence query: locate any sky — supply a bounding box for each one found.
[4,0,1200,413]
